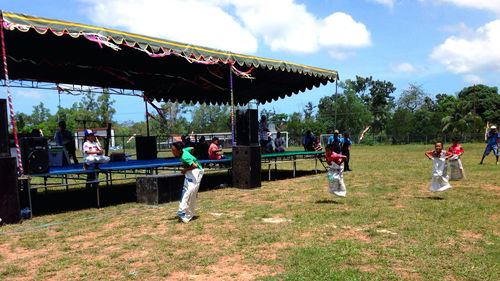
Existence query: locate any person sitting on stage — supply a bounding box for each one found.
[264,132,274,153]
[208,137,224,160]
[194,136,209,160]
[54,120,79,164]
[274,131,286,153]
[82,129,110,169]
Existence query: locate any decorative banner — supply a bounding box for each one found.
[1,16,24,176]
[358,125,371,143]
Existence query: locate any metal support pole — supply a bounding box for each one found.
[334,80,338,129]
[144,97,150,137]
[229,64,235,146]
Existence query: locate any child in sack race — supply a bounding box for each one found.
[425,142,452,192]
[447,137,465,180]
[325,143,348,197]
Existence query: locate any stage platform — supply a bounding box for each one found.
[23,150,325,215]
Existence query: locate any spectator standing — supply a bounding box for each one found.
[54,120,79,164]
[327,130,342,153]
[258,115,270,149]
[303,130,316,151]
[341,132,352,171]
[479,125,499,165]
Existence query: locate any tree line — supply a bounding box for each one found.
[12,76,500,145]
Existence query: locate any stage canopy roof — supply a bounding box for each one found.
[0,11,338,105]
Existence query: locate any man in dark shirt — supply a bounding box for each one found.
[54,121,78,164]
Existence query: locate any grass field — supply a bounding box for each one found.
[1,143,499,280]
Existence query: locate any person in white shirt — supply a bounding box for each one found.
[82,129,110,169]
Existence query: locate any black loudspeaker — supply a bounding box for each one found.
[136,136,157,160]
[19,137,49,174]
[0,157,21,224]
[136,174,184,204]
[236,109,258,146]
[232,145,261,188]
[0,99,8,157]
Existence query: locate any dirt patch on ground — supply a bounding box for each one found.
[166,254,277,281]
[478,184,500,192]
[332,227,371,243]
[460,231,482,240]
[489,213,500,222]
[393,267,423,281]
[357,264,381,272]
[255,242,293,260]
[0,238,61,278]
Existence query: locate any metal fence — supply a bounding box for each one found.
[319,133,487,146]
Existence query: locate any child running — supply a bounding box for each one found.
[447,137,465,180]
[171,141,204,223]
[325,144,348,197]
[425,142,452,192]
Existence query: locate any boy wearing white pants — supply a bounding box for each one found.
[171,142,204,223]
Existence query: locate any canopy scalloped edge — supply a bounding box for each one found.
[1,11,338,82]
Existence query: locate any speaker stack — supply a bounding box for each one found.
[0,99,21,224]
[236,109,258,145]
[233,109,261,188]
[19,137,49,174]
[135,136,157,160]
[136,174,185,204]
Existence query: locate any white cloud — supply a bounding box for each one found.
[463,74,484,84]
[328,50,355,60]
[318,13,372,48]
[436,0,500,15]
[370,0,395,9]
[81,0,258,53]
[431,20,500,74]
[390,62,417,73]
[14,90,43,100]
[80,0,371,55]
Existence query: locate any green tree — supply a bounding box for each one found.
[351,76,396,134]
[31,102,51,125]
[303,102,315,120]
[386,108,415,143]
[191,104,230,133]
[317,80,372,136]
[96,90,116,126]
[398,84,427,112]
[457,84,500,125]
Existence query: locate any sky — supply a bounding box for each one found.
[1,0,500,122]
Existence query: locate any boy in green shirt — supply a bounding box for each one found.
[172,142,204,223]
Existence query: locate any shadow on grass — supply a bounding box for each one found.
[27,173,232,216]
[25,169,324,217]
[263,169,323,181]
[315,199,344,204]
[415,196,445,200]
